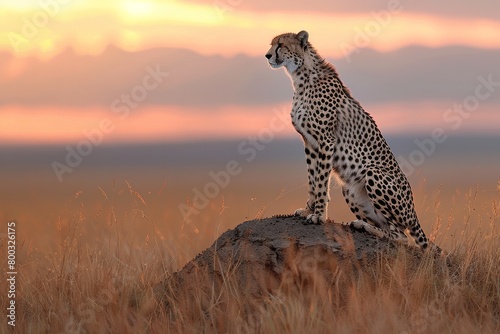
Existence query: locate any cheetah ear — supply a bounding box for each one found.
[297,30,309,50]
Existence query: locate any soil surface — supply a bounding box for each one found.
[155,214,420,306]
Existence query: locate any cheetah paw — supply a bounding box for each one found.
[347,220,366,230]
[346,220,387,239]
[305,214,325,225]
[294,207,312,217]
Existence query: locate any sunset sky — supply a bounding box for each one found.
[1,0,500,144]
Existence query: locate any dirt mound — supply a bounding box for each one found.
[155,215,427,308]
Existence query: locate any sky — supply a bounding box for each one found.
[1,0,500,144]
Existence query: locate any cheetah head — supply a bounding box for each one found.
[265,30,309,74]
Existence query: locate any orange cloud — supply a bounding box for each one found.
[0,104,296,144]
[1,1,500,59]
[2,102,500,145]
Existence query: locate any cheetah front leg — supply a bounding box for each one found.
[305,150,333,225]
[294,142,318,218]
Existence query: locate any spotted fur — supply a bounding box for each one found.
[265,30,433,250]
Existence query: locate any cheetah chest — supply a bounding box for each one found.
[290,103,304,133]
[291,103,316,146]
[291,95,324,148]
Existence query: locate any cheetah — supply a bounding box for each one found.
[265,30,436,251]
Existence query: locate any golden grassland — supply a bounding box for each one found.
[1,179,499,333]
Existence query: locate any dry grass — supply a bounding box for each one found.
[1,183,499,334]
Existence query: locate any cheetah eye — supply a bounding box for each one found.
[277,43,283,50]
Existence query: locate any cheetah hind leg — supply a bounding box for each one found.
[388,225,410,245]
[343,220,388,239]
[345,220,411,245]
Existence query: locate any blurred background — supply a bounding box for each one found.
[0,0,499,253]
